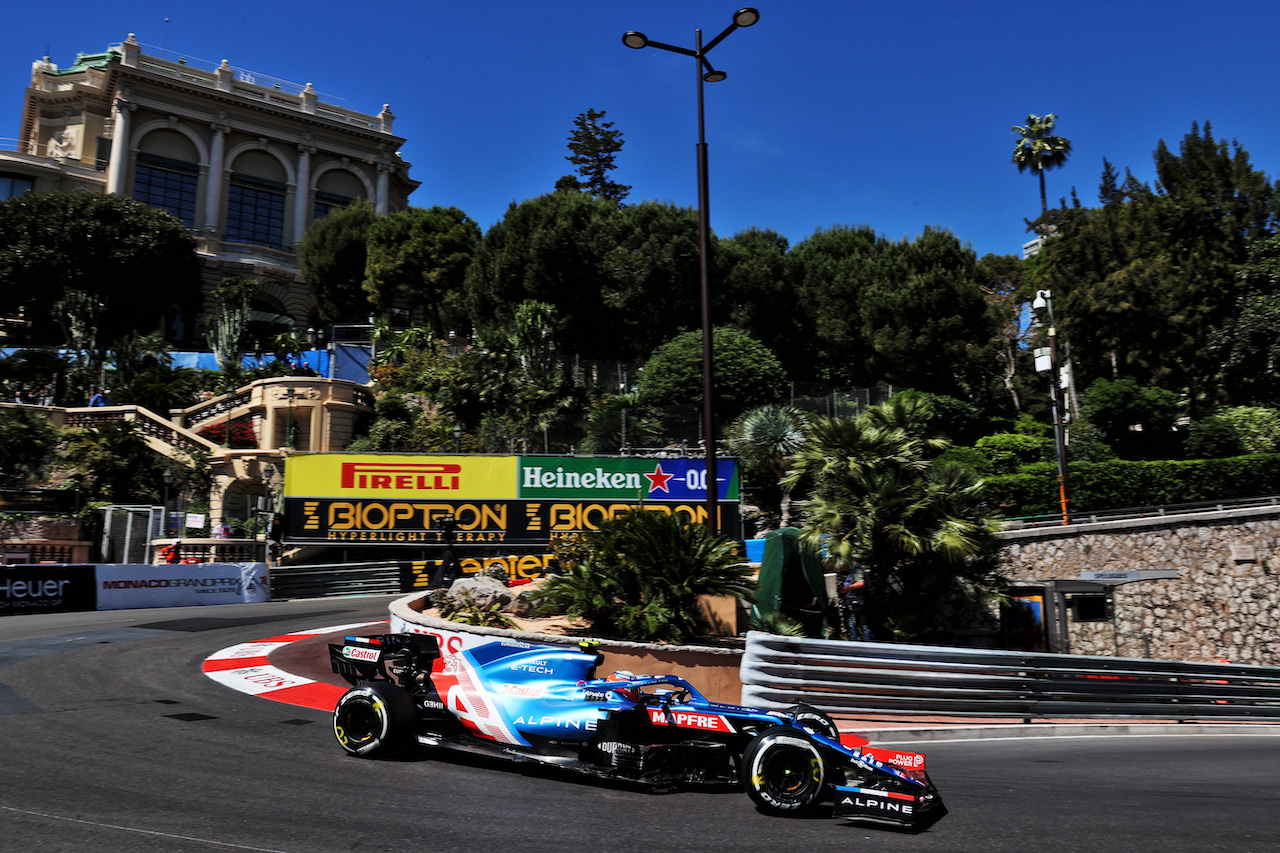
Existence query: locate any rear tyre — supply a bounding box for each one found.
[742,725,827,813]
[332,683,414,757]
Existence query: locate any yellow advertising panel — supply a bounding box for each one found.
[284,454,519,501]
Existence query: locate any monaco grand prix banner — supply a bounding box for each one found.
[0,563,270,616]
[278,454,740,551]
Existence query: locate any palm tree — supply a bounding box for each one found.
[727,405,811,526]
[535,509,752,642]
[1011,113,1073,217]
[786,399,1004,642]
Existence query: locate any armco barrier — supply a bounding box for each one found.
[740,631,1280,723]
[269,561,403,599]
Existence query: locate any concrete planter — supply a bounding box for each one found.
[389,592,746,705]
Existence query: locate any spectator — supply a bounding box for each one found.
[89,388,115,407]
[841,564,871,642]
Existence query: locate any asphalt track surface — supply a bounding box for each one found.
[3,596,1280,853]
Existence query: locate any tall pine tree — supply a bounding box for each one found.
[562,108,631,206]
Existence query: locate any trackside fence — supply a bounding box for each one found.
[269,561,403,599]
[740,631,1280,723]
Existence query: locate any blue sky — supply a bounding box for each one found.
[6,0,1280,261]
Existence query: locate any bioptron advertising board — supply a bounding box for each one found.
[280,454,739,566]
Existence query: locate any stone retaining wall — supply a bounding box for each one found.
[1000,507,1280,665]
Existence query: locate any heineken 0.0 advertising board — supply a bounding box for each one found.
[279,454,739,551]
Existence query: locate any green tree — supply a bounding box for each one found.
[1011,113,1073,218]
[117,363,203,416]
[563,108,630,206]
[974,252,1029,415]
[714,228,797,371]
[364,206,481,339]
[59,420,168,503]
[601,201,703,357]
[54,289,104,403]
[110,332,171,389]
[788,223,882,380]
[0,192,201,346]
[580,392,662,455]
[206,277,257,381]
[785,398,1004,642]
[1202,406,1280,454]
[791,225,995,395]
[1078,377,1182,458]
[727,405,811,526]
[463,191,622,358]
[297,199,378,323]
[1032,122,1280,412]
[1214,234,1280,404]
[0,349,68,406]
[638,326,785,427]
[0,407,59,486]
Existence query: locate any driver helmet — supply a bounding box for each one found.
[606,670,638,701]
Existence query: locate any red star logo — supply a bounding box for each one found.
[644,464,673,493]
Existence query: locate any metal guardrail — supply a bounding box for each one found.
[1007,495,1280,529]
[270,561,404,600]
[740,631,1280,723]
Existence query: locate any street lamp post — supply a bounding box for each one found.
[623,7,759,535]
[1033,289,1071,524]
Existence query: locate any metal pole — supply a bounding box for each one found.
[695,28,719,535]
[1047,320,1070,525]
[622,10,760,534]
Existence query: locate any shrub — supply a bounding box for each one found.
[1185,416,1245,458]
[984,454,1280,517]
[1064,418,1118,463]
[1212,407,1280,453]
[534,509,753,643]
[439,590,519,629]
[975,433,1049,474]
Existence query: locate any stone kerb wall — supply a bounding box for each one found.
[1000,507,1280,665]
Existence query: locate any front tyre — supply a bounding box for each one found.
[742,725,827,813]
[785,703,840,741]
[332,683,414,757]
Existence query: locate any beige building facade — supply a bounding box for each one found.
[1,32,419,334]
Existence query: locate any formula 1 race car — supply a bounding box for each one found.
[329,631,946,830]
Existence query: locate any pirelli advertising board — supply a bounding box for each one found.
[280,454,739,550]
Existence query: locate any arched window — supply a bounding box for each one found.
[134,129,200,227]
[226,150,288,248]
[313,169,365,221]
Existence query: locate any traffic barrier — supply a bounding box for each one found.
[741,631,1280,723]
[269,561,402,599]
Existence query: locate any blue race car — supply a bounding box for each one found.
[329,631,946,830]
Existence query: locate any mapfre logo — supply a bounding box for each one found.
[340,462,462,491]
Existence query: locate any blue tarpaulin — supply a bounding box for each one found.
[3,348,331,376]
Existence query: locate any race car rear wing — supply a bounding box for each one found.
[329,633,440,686]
